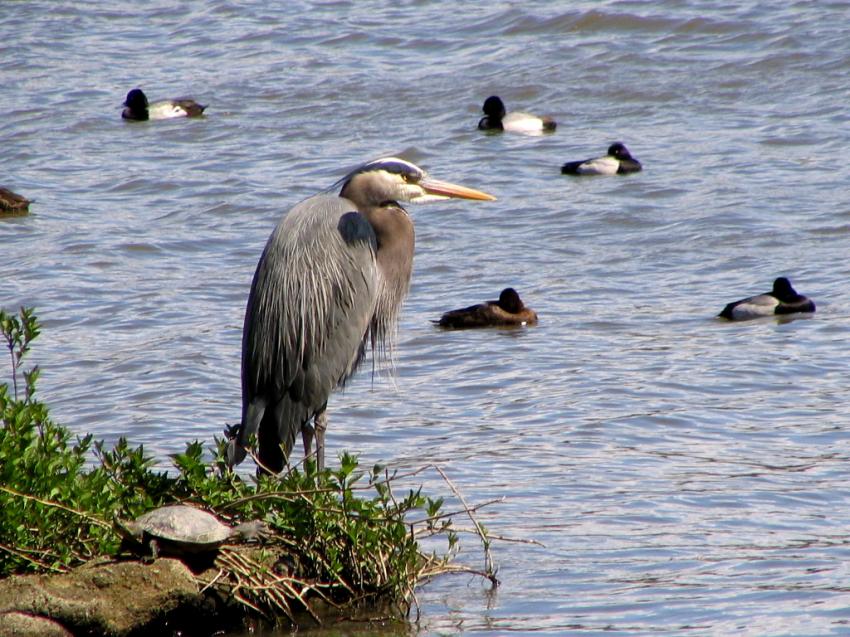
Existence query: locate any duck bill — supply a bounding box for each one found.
[419,177,496,201]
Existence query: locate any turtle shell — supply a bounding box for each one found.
[129,505,232,551]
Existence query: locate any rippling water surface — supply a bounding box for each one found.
[3,1,850,635]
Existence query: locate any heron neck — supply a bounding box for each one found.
[364,204,414,287]
[363,204,415,355]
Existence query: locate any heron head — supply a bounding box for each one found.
[338,157,495,207]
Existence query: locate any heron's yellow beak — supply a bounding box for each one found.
[419,178,496,201]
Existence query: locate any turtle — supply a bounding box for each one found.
[116,504,268,561]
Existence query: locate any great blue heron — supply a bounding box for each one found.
[477,96,557,134]
[435,288,538,328]
[718,277,815,320]
[122,88,207,121]
[227,157,495,473]
[560,142,642,176]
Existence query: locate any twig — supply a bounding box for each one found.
[368,464,433,486]
[0,542,69,573]
[221,465,435,513]
[417,562,497,581]
[417,526,545,547]
[434,466,499,587]
[215,547,330,625]
[0,485,111,529]
[408,497,505,526]
[3,329,18,401]
[199,568,226,593]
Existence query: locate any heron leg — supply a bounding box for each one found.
[301,422,314,466]
[314,411,327,472]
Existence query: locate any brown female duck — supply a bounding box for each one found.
[436,287,538,328]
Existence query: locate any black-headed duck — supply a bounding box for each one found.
[561,142,642,176]
[122,88,206,121]
[719,277,815,320]
[478,96,556,134]
[436,288,538,328]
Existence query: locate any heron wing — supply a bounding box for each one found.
[236,194,378,469]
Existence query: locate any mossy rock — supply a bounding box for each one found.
[0,558,233,636]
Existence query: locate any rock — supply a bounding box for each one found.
[0,559,206,636]
[0,612,74,637]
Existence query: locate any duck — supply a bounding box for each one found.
[122,88,207,121]
[435,288,538,328]
[477,96,556,134]
[560,142,642,175]
[0,187,30,215]
[718,277,815,320]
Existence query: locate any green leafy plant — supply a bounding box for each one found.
[0,308,173,573]
[1,306,39,403]
[0,307,499,625]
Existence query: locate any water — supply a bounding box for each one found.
[3,1,850,635]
